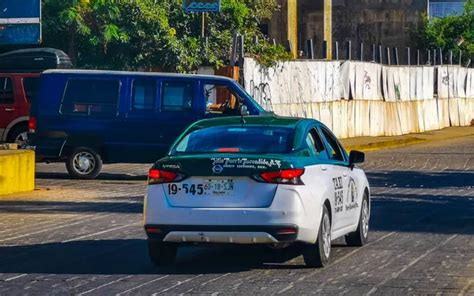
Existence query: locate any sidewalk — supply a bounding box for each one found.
[341,126,474,152]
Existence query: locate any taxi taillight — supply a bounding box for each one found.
[28,117,37,133]
[255,169,305,185]
[148,169,183,185]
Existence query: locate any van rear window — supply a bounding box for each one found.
[61,79,120,117]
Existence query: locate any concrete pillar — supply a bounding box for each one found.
[323,0,332,60]
[288,0,298,59]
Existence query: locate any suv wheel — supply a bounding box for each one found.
[303,204,331,268]
[7,125,28,146]
[66,147,103,179]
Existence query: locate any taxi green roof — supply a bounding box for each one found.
[190,115,311,130]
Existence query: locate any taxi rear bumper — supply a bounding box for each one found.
[144,224,299,243]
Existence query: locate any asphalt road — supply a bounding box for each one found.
[1,136,473,295]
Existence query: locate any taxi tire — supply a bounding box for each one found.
[148,240,177,266]
[302,205,331,268]
[345,193,369,246]
[65,147,103,179]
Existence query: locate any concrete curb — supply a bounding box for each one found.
[0,150,35,196]
[345,137,428,152]
[343,127,474,152]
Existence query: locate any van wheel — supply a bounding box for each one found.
[303,205,331,268]
[345,194,369,246]
[148,240,177,266]
[7,124,28,146]
[66,147,102,179]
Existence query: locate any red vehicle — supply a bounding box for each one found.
[0,48,72,145]
[0,72,40,145]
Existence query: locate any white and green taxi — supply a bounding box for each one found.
[144,116,370,267]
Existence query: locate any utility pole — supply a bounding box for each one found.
[324,0,332,60]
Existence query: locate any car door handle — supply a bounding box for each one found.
[343,172,348,177]
[5,108,14,112]
[321,166,328,172]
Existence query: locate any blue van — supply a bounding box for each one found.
[29,70,265,178]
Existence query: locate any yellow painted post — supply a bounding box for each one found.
[287,0,298,59]
[324,0,332,60]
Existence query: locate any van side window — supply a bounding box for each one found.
[0,77,14,104]
[23,77,40,102]
[162,81,193,111]
[203,83,240,115]
[61,79,120,117]
[132,80,155,110]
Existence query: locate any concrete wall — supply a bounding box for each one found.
[243,58,474,138]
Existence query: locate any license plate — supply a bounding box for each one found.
[167,179,234,196]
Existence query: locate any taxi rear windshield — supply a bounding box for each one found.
[171,126,294,154]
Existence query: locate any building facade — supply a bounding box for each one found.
[268,0,431,59]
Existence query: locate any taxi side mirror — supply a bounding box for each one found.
[349,150,365,166]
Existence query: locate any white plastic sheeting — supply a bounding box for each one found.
[243,58,474,138]
[340,61,383,100]
[263,98,473,138]
[243,58,342,110]
[382,66,434,101]
[467,69,474,99]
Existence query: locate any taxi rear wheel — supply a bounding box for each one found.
[303,205,331,268]
[345,193,369,246]
[148,240,177,266]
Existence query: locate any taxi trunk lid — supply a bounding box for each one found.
[154,154,293,208]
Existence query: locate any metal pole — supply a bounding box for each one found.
[201,12,205,38]
[230,33,238,66]
[406,47,411,65]
[286,40,293,53]
[386,47,391,65]
[378,45,383,64]
[417,49,420,65]
[433,49,437,65]
[459,50,462,66]
[372,44,376,62]
[322,40,327,59]
[439,48,443,65]
[306,39,314,59]
[427,49,431,65]
[393,48,399,65]
[347,41,352,60]
[449,50,453,65]
[359,42,364,61]
[335,41,339,60]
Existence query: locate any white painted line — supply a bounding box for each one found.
[278,231,397,294]
[152,274,204,295]
[115,275,169,295]
[4,274,27,282]
[367,234,458,295]
[78,275,133,295]
[0,18,40,24]
[200,273,231,286]
[0,204,137,243]
[62,224,136,243]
